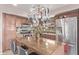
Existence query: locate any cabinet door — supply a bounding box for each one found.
[16,16,28,26]
[3,14,16,51]
[3,14,29,52]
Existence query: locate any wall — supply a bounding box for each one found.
[0,12,2,54]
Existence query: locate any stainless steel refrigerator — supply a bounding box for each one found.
[56,17,79,55]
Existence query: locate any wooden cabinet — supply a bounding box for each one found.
[3,14,16,51]
[16,16,28,26]
[2,13,29,52]
[40,33,56,40]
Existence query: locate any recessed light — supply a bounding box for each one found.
[12,4,18,6]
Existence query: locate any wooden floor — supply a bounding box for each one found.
[3,50,13,55]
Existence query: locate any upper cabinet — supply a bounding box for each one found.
[54,9,79,19]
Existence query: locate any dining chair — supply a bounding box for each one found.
[17,46,28,55]
[10,40,18,54]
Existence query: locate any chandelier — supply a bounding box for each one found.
[28,5,50,26]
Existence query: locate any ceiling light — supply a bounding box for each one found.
[12,4,18,6]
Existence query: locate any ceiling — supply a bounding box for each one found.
[0,4,79,17]
[0,4,67,17]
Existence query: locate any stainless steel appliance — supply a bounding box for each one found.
[56,17,78,55]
